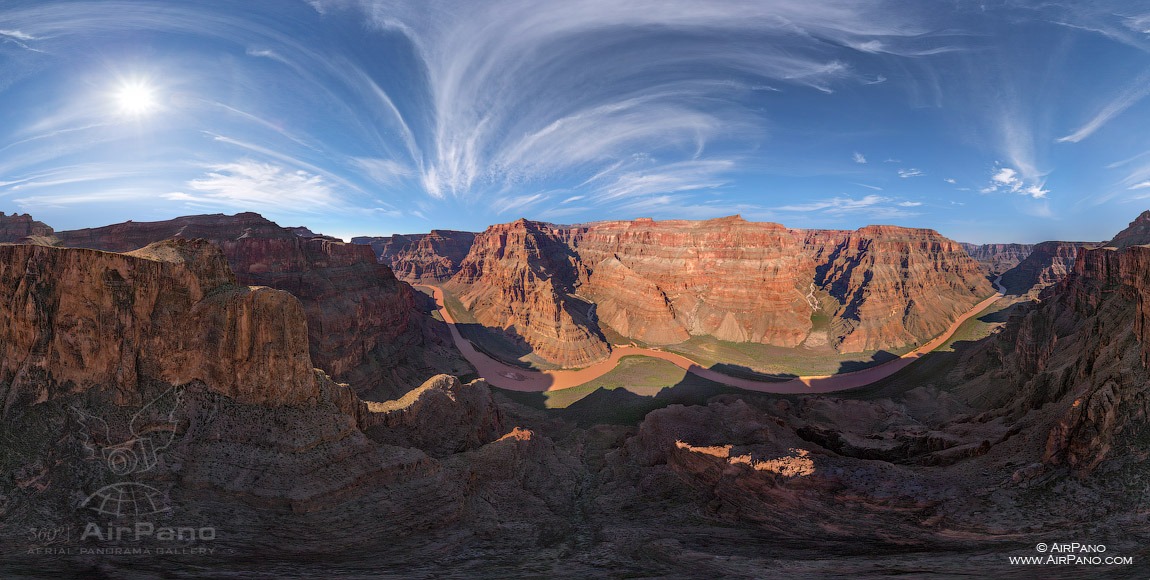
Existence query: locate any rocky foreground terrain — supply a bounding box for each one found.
[32,212,469,399]
[0,212,1148,577]
[364,216,994,368]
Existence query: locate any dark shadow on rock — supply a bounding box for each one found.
[559,375,741,426]
[708,363,796,382]
[835,350,898,374]
[454,322,539,369]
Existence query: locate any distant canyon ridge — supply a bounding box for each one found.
[357,216,1009,368]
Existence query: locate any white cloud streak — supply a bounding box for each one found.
[1056,72,1150,143]
[180,160,343,212]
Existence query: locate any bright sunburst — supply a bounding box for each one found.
[115,80,157,117]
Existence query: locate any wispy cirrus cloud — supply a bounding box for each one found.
[309,0,944,215]
[1056,71,1150,143]
[898,168,924,178]
[852,152,867,164]
[176,160,343,212]
[775,194,919,218]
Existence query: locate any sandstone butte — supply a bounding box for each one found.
[41,212,463,399]
[363,216,995,368]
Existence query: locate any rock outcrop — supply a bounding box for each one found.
[999,241,1093,295]
[0,239,322,412]
[960,242,1033,276]
[360,374,504,457]
[975,211,1150,474]
[46,213,465,398]
[449,219,609,367]
[439,216,992,366]
[353,230,477,283]
[0,212,53,242]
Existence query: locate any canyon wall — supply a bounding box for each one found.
[0,239,322,413]
[353,230,477,283]
[998,241,1093,295]
[959,242,1033,276]
[979,211,1150,474]
[448,219,610,367]
[443,216,992,366]
[0,212,53,242]
[48,212,464,397]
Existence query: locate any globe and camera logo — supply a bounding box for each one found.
[101,436,161,476]
[71,387,183,518]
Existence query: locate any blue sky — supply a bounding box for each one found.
[1,1,1149,243]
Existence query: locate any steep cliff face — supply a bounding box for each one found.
[49,213,463,397]
[982,212,1150,474]
[444,216,991,365]
[449,219,610,367]
[817,225,992,352]
[960,242,1033,276]
[0,212,53,242]
[0,241,573,569]
[354,230,478,283]
[569,217,816,348]
[0,239,321,412]
[999,241,1093,295]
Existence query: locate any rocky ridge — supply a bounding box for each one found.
[43,213,467,398]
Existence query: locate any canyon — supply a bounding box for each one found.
[366,216,994,368]
[998,240,1094,295]
[37,212,469,399]
[960,242,1033,276]
[1,210,1149,577]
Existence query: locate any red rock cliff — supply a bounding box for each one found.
[443,216,992,366]
[50,213,452,397]
[0,239,320,413]
[984,211,1150,473]
[0,212,53,242]
[353,230,477,283]
[999,241,1093,295]
[450,219,610,367]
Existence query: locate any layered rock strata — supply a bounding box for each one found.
[0,212,53,242]
[353,230,477,283]
[998,240,1093,295]
[959,242,1033,276]
[439,216,992,366]
[45,212,464,397]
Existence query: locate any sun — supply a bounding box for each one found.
[115,80,157,117]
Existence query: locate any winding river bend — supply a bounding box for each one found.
[419,277,1006,395]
